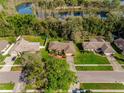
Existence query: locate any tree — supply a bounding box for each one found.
[41,50,77,91]
[21,53,47,89]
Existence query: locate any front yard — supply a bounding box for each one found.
[0,83,14,90]
[76,66,113,71]
[74,52,109,64]
[0,55,7,65]
[80,83,124,89]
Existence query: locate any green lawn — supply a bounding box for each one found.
[23,35,45,45]
[0,55,6,65]
[76,66,113,71]
[113,53,124,64]
[0,83,14,90]
[14,58,22,65]
[80,83,124,89]
[11,66,22,71]
[74,52,109,64]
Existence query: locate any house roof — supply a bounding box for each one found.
[114,38,124,51]
[83,38,116,54]
[9,38,40,54]
[48,41,76,54]
[0,40,9,51]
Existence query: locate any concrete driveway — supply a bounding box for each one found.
[0,72,20,83]
[66,56,76,72]
[77,71,124,83]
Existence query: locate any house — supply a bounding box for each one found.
[48,41,76,56]
[83,38,116,55]
[0,40,10,54]
[114,38,124,55]
[9,37,40,56]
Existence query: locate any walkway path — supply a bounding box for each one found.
[66,56,76,72]
[13,82,25,93]
[91,89,124,92]
[106,55,124,71]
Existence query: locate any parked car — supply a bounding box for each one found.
[72,89,91,93]
[11,56,16,61]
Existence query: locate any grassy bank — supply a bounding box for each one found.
[76,66,113,71]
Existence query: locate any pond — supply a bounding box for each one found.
[16,3,33,15]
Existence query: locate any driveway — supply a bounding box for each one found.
[0,72,20,83]
[77,71,124,83]
[0,56,15,72]
[66,56,76,72]
[106,55,124,71]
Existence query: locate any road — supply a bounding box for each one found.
[77,71,124,83]
[0,72,20,83]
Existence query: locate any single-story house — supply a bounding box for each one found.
[83,38,116,55]
[0,40,10,54]
[114,38,124,55]
[48,41,76,56]
[9,37,40,56]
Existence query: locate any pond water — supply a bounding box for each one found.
[16,3,107,19]
[16,3,32,15]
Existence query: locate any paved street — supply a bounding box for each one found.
[77,71,124,83]
[0,72,20,83]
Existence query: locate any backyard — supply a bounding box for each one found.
[22,35,45,45]
[74,52,110,64]
[0,37,16,43]
[80,83,124,90]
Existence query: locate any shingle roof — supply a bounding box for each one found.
[114,38,124,51]
[9,38,40,54]
[48,41,76,54]
[0,40,9,51]
[83,38,116,54]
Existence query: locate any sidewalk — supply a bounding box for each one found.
[91,89,124,92]
[75,64,111,66]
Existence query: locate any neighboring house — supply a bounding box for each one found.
[9,37,40,56]
[114,38,124,55]
[83,38,116,55]
[0,40,10,54]
[48,41,76,56]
